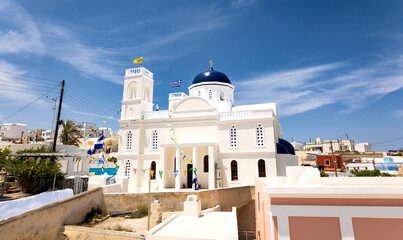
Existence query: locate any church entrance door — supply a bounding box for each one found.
[187,164,193,188]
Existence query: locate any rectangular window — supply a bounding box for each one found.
[325,160,330,166]
[229,127,237,148]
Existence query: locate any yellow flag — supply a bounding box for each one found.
[183,169,187,176]
[151,170,154,178]
[133,56,143,64]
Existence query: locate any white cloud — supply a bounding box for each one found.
[235,57,403,116]
[393,110,403,118]
[0,1,232,85]
[231,0,258,8]
[0,0,44,54]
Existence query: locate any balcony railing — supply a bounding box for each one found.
[125,67,154,79]
[219,111,253,120]
[169,92,188,99]
[143,110,169,120]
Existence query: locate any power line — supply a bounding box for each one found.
[373,137,403,145]
[0,85,60,123]
[0,70,58,83]
[62,94,120,128]
[0,78,56,88]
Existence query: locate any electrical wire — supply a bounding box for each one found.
[0,85,60,123]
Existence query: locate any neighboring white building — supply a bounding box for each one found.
[41,130,54,141]
[116,66,297,193]
[305,138,355,154]
[355,142,373,152]
[0,123,36,141]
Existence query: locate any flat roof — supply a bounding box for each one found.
[153,212,237,239]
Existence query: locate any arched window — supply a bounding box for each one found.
[126,131,133,150]
[229,126,237,148]
[198,91,201,97]
[256,124,265,147]
[128,82,137,99]
[231,160,238,181]
[150,161,156,180]
[145,85,150,101]
[208,89,213,100]
[258,159,266,177]
[152,130,158,150]
[203,155,209,173]
[124,160,131,178]
[220,90,224,101]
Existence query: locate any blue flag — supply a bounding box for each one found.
[87,136,105,155]
[170,80,182,88]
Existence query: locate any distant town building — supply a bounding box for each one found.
[316,154,343,171]
[304,138,355,154]
[0,123,36,142]
[355,142,373,152]
[291,141,304,151]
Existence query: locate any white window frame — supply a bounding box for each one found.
[325,160,330,166]
[198,91,201,97]
[124,159,131,178]
[152,130,158,150]
[208,89,213,100]
[229,125,238,148]
[255,124,265,147]
[220,90,224,101]
[126,131,133,150]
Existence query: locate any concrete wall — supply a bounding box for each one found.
[0,187,105,240]
[104,186,256,232]
[104,186,254,213]
[276,154,298,176]
[63,225,145,240]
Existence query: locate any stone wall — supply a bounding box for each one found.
[0,187,105,240]
[104,186,254,213]
[104,186,256,231]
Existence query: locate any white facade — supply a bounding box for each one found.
[116,67,297,192]
[0,123,35,141]
[355,142,373,152]
[41,130,54,140]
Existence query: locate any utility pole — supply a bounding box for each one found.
[330,141,338,177]
[47,96,57,141]
[53,80,65,152]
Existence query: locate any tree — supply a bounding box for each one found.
[0,147,12,171]
[9,146,64,194]
[60,119,82,145]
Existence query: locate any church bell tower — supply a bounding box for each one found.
[121,67,154,120]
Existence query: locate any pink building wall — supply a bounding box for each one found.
[255,177,403,240]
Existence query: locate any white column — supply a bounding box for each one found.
[277,215,290,240]
[339,216,354,240]
[208,145,215,189]
[160,147,165,190]
[193,146,198,187]
[175,147,181,190]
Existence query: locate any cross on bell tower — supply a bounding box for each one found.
[209,60,213,70]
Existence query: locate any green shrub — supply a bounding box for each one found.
[340,168,346,172]
[138,205,148,216]
[0,147,12,171]
[9,146,64,194]
[84,208,107,223]
[320,170,329,177]
[350,169,394,177]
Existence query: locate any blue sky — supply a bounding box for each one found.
[0,0,403,151]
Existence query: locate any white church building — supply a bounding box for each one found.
[116,65,297,192]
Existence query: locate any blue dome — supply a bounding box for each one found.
[192,68,231,85]
[276,143,289,154]
[279,138,296,155]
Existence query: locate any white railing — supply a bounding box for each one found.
[219,111,253,120]
[143,110,169,120]
[125,67,154,79]
[169,92,188,99]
